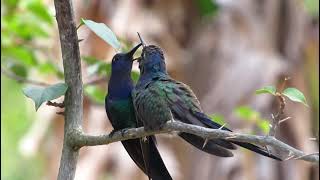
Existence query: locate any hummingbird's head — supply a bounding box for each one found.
[111,43,142,74]
[138,45,167,75]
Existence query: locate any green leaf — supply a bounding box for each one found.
[282,87,308,106]
[23,83,68,110]
[255,86,276,95]
[209,114,227,127]
[84,85,105,104]
[81,19,121,50]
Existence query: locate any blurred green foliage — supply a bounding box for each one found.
[234,106,270,134]
[1,76,45,180]
[2,0,52,179]
[195,0,219,17]
[304,0,319,17]
[209,113,228,127]
[1,0,58,79]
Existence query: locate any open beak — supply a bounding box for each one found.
[127,43,142,58]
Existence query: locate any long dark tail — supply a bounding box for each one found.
[179,132,235,157]
[193,112,282,161]
[121,136,172,180]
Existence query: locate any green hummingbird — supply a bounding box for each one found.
[132,44,281,160]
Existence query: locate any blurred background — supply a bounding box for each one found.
[1,0,319,180]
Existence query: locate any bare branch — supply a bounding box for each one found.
[47,101,65,108]
[1,67,50,86]
[70,121,319,164]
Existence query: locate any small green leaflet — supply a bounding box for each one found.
[81,19,121,50]
[282,88,308,106]
[23,83,68,111]
[255,86,276,95]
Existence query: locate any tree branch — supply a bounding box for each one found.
[1,66,50,86]
[54,0,83,180]
[69,121,319,164]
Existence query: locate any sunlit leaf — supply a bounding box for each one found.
[255,86,276,95]
[282,87,308,106]
[82,19,121,50]
[23,83,68,110]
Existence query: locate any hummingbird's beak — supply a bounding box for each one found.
[133,57,141,62]
[127,43,142,58]
[137,32,146,48]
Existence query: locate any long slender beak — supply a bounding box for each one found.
[137,32,146,48]
[127,43,142,58]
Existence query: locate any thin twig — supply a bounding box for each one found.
[1,67,50,86]
[47,101,65,108]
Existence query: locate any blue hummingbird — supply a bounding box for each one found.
[105,43,172,180]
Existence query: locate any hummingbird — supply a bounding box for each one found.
[105,43,172,180]
[132,43,281,160]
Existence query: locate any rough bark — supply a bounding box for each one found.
[54,0,83,179]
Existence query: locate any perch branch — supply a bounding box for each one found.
[69,121,318,164]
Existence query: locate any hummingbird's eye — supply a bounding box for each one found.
[112,56,117,63]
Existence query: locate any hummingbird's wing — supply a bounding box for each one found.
[159,77,281,160]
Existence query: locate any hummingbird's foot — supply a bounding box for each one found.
[109,129,117,137]
[142,136,148,142]
[120,128,129,137]
[109,128,129,137]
